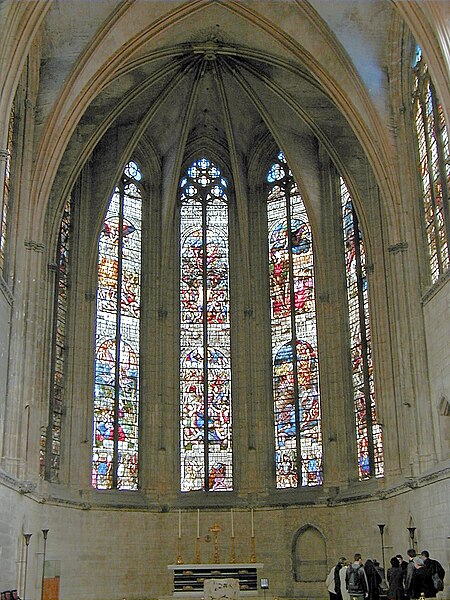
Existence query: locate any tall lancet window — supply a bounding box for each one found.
[179,158,233,492]
[92,160,142,490]
[412,46,450,283]
[340,177,383,479]
[0,105,14,275]
[40,196,72,481]
[267,151,322,489]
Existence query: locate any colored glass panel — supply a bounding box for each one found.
[0,106,14,274]
[413,47,450,283]
[268,151,322,488]
[180,158,232,492]
[340,177,384,479]
[40,196,72,481]
[92,161,142,490]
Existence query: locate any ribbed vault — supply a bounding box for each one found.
[49,39,376,251]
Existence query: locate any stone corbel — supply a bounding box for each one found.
[388,241,408,254]
[24,240,45,252]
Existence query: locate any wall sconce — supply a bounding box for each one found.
[41,529,49,600]
[407,527,416,550]
[23,533,32,600]
[377,524,386,570]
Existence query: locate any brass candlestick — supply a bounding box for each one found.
[250,535,256,563]
[209,522,222,564]
[231,536,236,563]
[177,539,183,564]
[196,536,201,563]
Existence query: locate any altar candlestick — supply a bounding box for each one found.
[197,509,200,538]
[231,509,234,538]
[251,508,254,537]
[178,509,182,539]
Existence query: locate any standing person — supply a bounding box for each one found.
[387,557,405,600]
[340,560,351,600]
[396,555,408,572]
[347,553,369,600]
[410,557,435,599]
[420,550,445,593]
[365,559,382,600]
[374,560,388,594]
[405,549,417,600]
[327,557,347,600]
[327,563,338,600]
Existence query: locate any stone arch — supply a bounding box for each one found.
[292,524,327,582]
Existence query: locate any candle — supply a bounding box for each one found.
[231,508,234,538]
[251,508,254,537]
[197,509,200,538]
[178,509,182,539]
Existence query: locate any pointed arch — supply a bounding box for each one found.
[40,195,73,481]
[412,46,450,284]
[292,524,327,582]
[179,157,233,492]
[92,160,142,490]
[340,177,384,480]
[267,150,322,489]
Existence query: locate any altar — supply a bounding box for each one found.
[168,563,264,597]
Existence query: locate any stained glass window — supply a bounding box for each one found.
[0,105,14,275]
[40,196,72,481]
[179,157,233,492]
[267,151,322,488]
[412,46,450,283]
[92,160,142,490]
[340,177,383,479]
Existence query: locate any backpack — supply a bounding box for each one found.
[432,572,444,593]
[347,566,363,593]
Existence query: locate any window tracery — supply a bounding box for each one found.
[0,105,14,275]
[267,151,322,488]
[40,196,72,481]
[92,160,142,490]
[179,158,233,492]
[340,177,383,479]
[412,46,450,283]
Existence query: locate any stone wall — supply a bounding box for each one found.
[1,476,449,600]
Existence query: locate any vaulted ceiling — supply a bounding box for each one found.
[3,0,445,242]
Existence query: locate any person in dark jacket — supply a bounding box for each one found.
[411,557,436,599]
[347,554,369,600]
[365,559,383,600]
[405,549,417,599]
[420,550,445,592]
[387,557,405,600]
[396,555,408,572]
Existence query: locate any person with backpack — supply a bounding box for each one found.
[346,553,369,600]
[420,550,445,594]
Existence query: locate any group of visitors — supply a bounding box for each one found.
[326,550,445,600]
[0,591,20,600]
[388,549,445,600]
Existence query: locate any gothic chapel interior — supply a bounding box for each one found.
[0,1,449,600]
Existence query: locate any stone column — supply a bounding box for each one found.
[315,155,356,490]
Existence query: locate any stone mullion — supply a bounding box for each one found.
[61,166,97,490]
[316,154,356,490]
[0,68,41,480]
[243,180,274,495]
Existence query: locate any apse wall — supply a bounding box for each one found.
[423,280,450,462]
[1,479,449,600]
